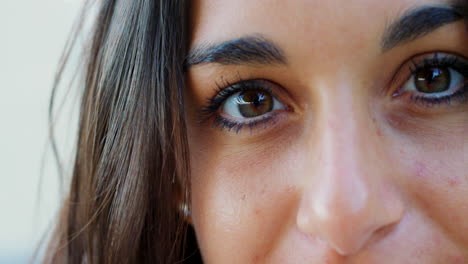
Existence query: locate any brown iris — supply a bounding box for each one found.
[414,67,451,93]
[236,90,273,117]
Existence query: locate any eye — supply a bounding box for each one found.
[198,79,291,133]
[394,53,468,106]
[222,89,285,119]
[402,66,464,98]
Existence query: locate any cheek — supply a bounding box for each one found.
[189,136,304,263]
[387,111,468,229]
[402,138,468,246]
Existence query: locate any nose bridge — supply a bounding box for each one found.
[317,120,371,221]
[318,80,375,207]
[316,97,377,229]
[296,81,404,255]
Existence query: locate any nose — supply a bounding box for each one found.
[296,106,405,256]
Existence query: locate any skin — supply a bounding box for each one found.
[185,0,468,263]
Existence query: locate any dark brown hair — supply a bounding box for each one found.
[44,0,196,263]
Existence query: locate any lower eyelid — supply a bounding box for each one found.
[403,86,468,109]
[218,105,283,124]
[213,112,280,133]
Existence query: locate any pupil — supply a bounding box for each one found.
[415,67,450,93]
[237,90,273,118]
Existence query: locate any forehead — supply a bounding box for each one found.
[190,0,442,47]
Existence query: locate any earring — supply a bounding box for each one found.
[179,202,191,220]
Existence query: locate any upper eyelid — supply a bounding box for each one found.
[212,79,281,104]
[411,54,466,69]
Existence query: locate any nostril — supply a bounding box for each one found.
[367,221,400,246]
[342,221,401,256]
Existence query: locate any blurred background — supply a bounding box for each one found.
[0,1,87,262]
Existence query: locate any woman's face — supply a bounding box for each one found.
[185,0,468,262]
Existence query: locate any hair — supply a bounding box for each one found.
[44,0,200,263]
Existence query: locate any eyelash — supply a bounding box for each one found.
[199,53,468,133]
[399,53,468,107]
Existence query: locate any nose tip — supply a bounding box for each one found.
[296,173,405,256]
[296,175,371,255]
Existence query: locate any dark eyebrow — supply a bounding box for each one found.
[382,2,466,51]
[185,35,286,68]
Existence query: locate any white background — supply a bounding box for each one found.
[0,0,84,262]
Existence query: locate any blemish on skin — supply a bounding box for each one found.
[376,128,382,137]
[373,117,382,137]
[448,176,460,187]
[414,161,428,179]
[241,194,246,201]
[387,114,403,129]
[255,209,262,215]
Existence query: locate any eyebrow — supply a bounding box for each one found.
[186,2,467,68]
[381,3,465,51]
[184,35,286,68]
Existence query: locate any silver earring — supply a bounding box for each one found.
[179,202,191,218]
